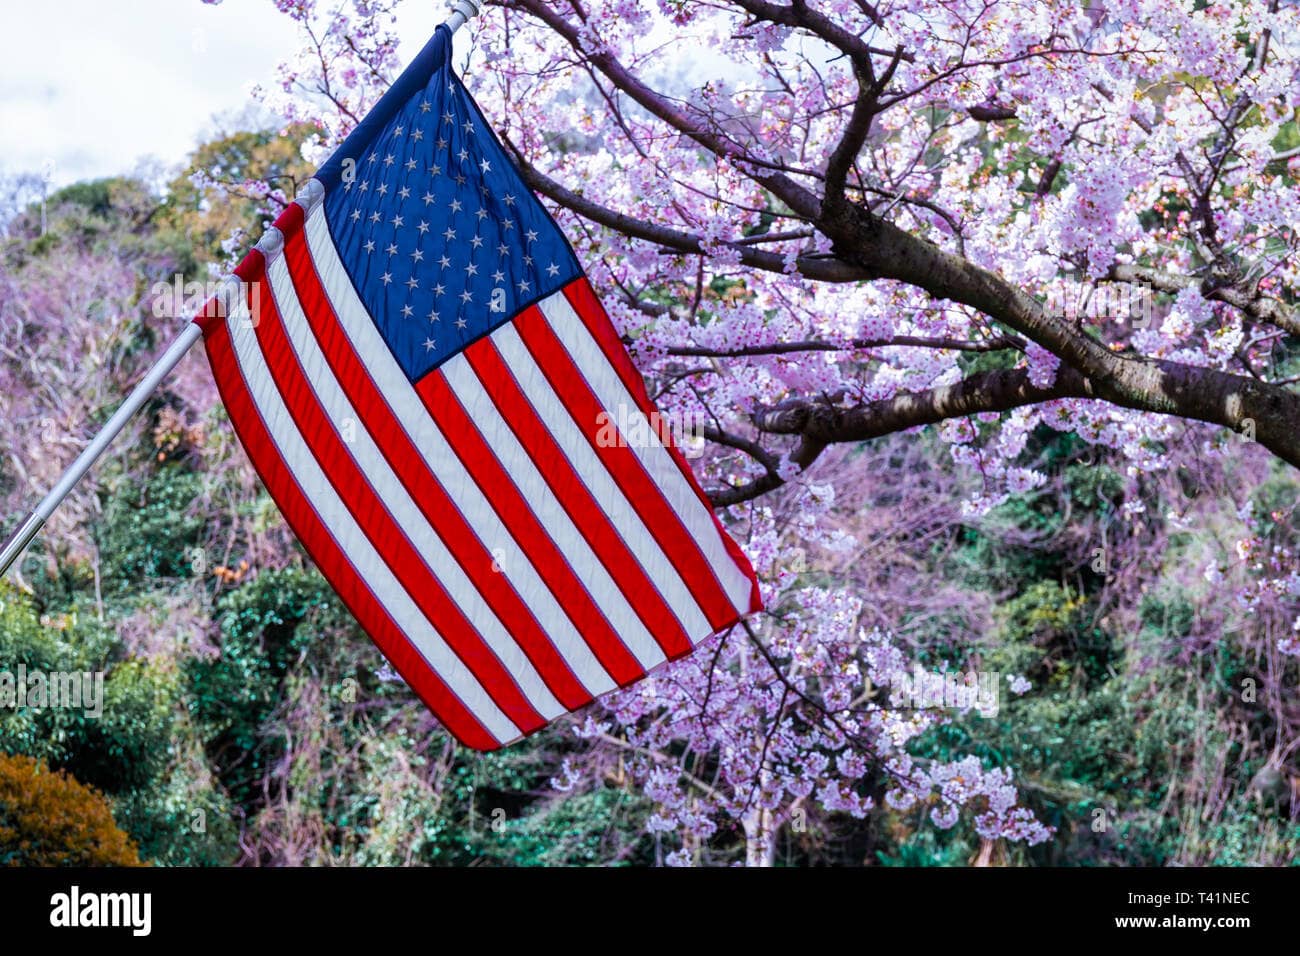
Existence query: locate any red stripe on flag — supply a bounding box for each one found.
[203,293,501,751]
[464,338,695,660]
[513,306,739,633]
[562,278,763,614]
[415,369,646,686]
[279,216,593,712]
[245,254,549,734]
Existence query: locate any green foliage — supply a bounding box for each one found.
[47,179,123,218]
[953,498,1065,593]
[877,829,973,867]
[880,440,1298,868]
[434,742,654,866]
[61,660,178,794]
[318,732,654,867]
[0,583,176,796]
[484,789,656,866]
[995,580,1119,687]
[1251,464,1300,545]
[1063,461,1124,509]
[98,460,207,587]
[8,176,169,266]
[109,738,241,866]
[158,124,316,273]
[185,567,336,801]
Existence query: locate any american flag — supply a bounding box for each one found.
[197,24,761,750]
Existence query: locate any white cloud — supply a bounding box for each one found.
[0,0,304,185]
[0,0,454,187]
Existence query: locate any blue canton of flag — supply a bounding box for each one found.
[317,28,581,381]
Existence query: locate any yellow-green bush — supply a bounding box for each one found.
[0,752,142,866]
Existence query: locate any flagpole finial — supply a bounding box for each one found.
[447,0,483,33]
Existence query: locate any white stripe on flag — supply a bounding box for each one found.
[222,314,522,744]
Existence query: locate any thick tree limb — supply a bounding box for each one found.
[708,365,1094,506]
[813,204,1300,468]
[754,366,1093,440]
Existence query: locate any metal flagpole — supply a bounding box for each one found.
[0,0,483,579]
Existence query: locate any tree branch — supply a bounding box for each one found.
[500,0,1300,491]
[1108,263,1300,337]
[497,0,824,220]
[708,366,1092,505]
[506,139,871,281]
[666,333,1024,358]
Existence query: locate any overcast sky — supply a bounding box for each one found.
[0,0,449,189]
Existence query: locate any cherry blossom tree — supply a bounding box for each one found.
[197,0,1300,863]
